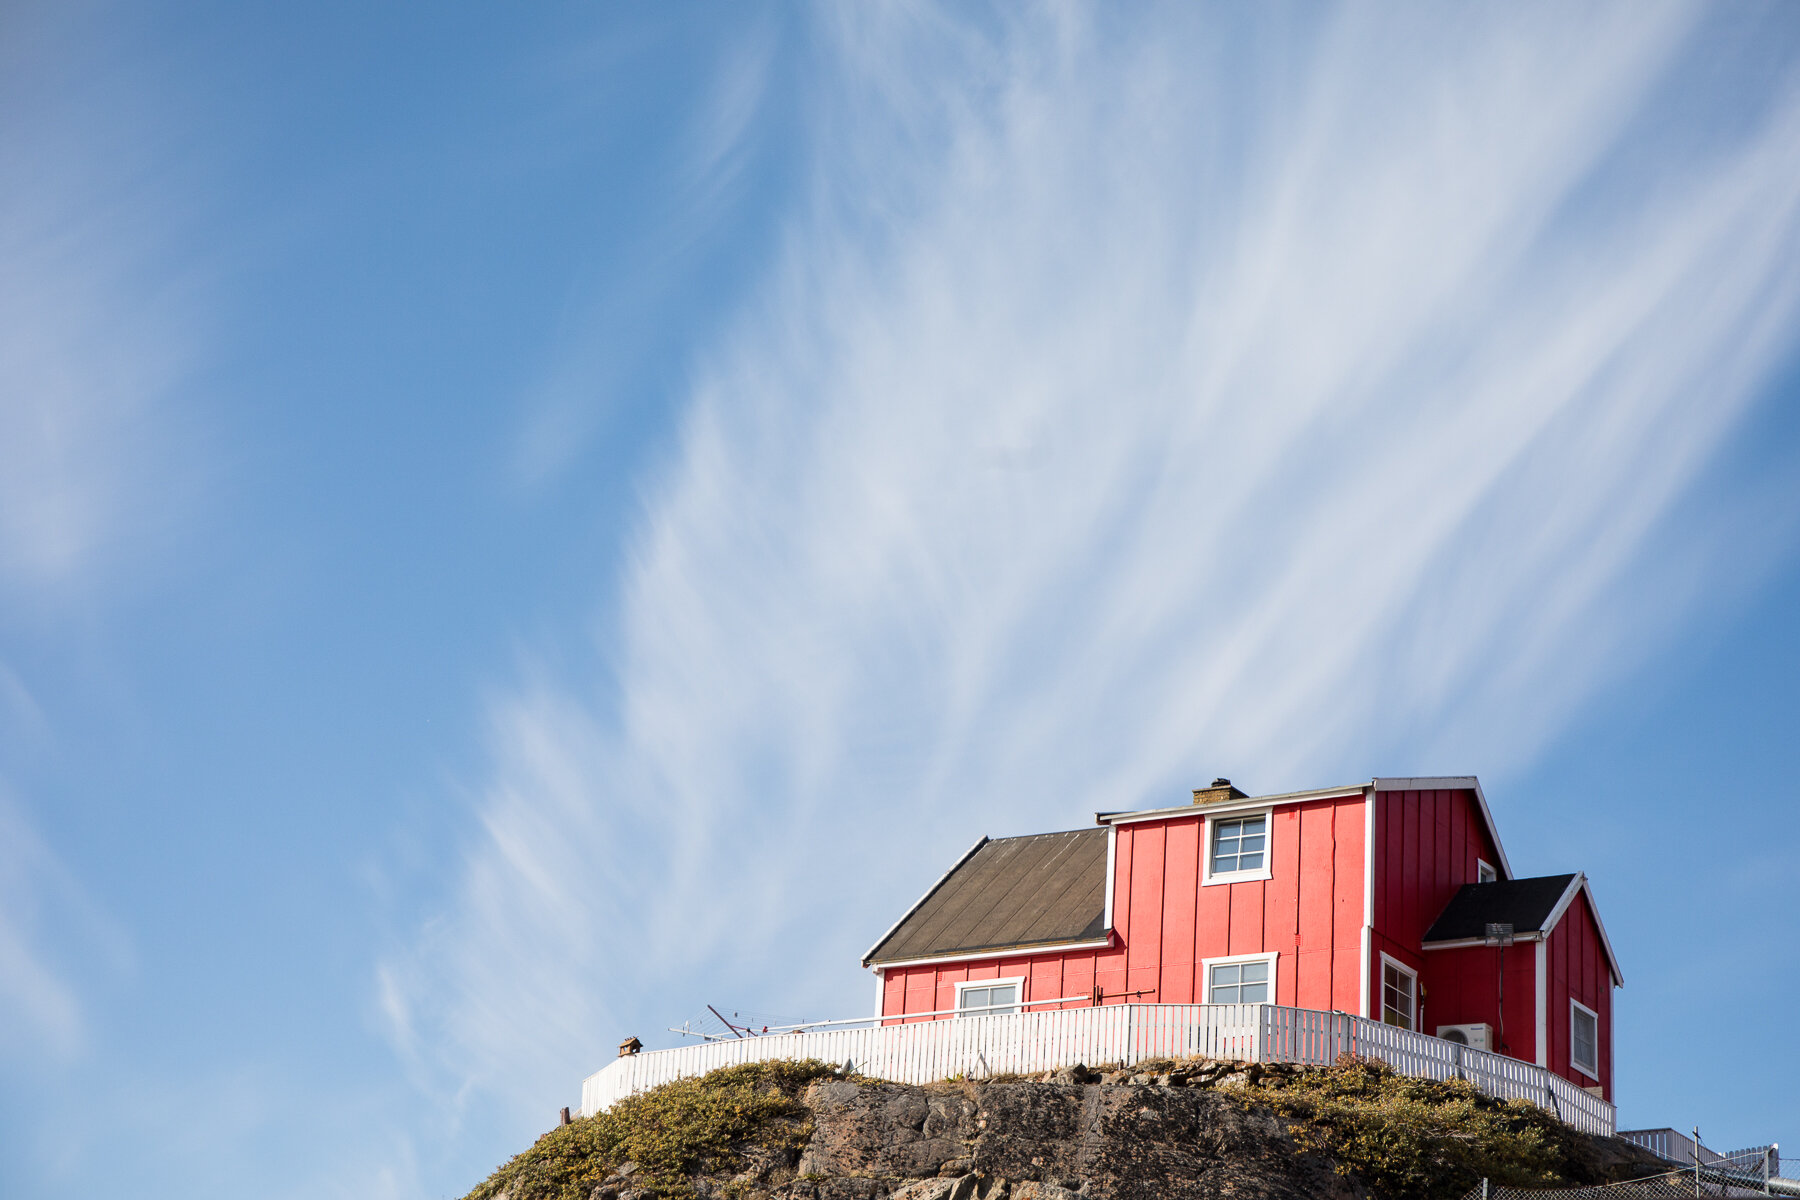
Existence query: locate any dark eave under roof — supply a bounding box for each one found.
[1422,874,1578,943]
[864,829,1108,966]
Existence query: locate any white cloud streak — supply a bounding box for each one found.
[0,0,202,1078]
[0,7,208,601]
[0,790,107,1061]
[389,0,1800,1145]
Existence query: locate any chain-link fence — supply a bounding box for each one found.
[1460,1166,1797,1200]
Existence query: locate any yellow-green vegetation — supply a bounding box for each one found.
[1239,1057,1603,1200]
[463,1060,843,1200]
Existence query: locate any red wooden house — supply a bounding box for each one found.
[863,776,1623,1100]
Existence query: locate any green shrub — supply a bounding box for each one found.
[1239,1058,1586,1200]
[463,1059,842,1200]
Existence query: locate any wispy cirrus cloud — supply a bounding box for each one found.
[388,0,1800,1143]
[0,2,208,1071]
[0,792,87,1059]
[508,16,781,491]
[0,7,211,604]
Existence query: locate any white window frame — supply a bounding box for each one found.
[1569,998,1600,1080]
[954,976,1025,1018]
[1379,953,1420,1031]
[1477,859,1497,884]
[1202,808,1274,885]
[1201,951,1279,1005]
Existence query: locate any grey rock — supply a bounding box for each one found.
[889,1180,959,1200]
[796,1079,1362,1200]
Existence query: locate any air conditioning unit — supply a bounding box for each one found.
[1437,1023,1493,1051]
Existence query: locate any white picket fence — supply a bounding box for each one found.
[580,1002,1615,1136]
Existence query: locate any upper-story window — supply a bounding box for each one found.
[1570,1000,1599,1078]
[1477,859,1497,884]
[1204,811,1273,884]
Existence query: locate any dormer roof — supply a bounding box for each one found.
[1422,872,1624,986]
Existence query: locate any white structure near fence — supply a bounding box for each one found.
[580,1001,1615,1136]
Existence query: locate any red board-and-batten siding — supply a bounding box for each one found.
[1368,787,1509,1039]
[1417,888,1614,1098]
[1544,890,1613,1096]
[883,790,1367,1020]
[883,787,1490,1019]
[875,785,1612,1101]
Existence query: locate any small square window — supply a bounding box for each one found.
[957,982,1018,1017]
[1212,815,1266,873]
[1381,959,1417,1030]
[1570,1002,1599,1078]
[1206,958,1271,1004]
[1477,860,1497,884]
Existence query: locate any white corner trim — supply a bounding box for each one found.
[1201,807,1275,886]
[1360,787,1375,1018]
[872,967,886,1018]
[1200,951,1280,1003]
[1569,998,1601,1079]
[1377,952,1421,1030]
[1103,824,1117,932]
[862,835,988,965]
[954,975,1026,1016]
[1535,939,1549,1068]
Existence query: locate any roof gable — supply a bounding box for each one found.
[863,829,1108,966]
[1095,775,1514,882]
[1423,872,1623,987]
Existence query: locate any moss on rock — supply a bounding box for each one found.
[1237,1057,1650,1200]
[465,1059,843,1200]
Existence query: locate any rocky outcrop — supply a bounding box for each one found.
[779,1076,1364,1200]
[484,1058,1671,1200]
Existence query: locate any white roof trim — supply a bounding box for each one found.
[862,835,988,966]
[1096,782,1368,826]
[1540,872,1587,934]
[1373,777,1513,881]
[1420,872,1623,987]
[1420,934,1546,950]
[1542,873,1625,988]
[870,936,1113,971]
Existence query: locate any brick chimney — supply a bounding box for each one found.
[1192,777,1248,805]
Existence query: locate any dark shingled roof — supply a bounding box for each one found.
[1422,874,1579,943]
[864,829,1108,965]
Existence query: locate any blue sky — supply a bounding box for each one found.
[4,2,1800,1196]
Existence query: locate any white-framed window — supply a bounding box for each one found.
[1477,859,1497,884]
[1202,809,1274,885]
[1380,954,1419,1031]
[1570,999,1599,1079]
[955,977,1023,1018]
[1202,951,1278,1005]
